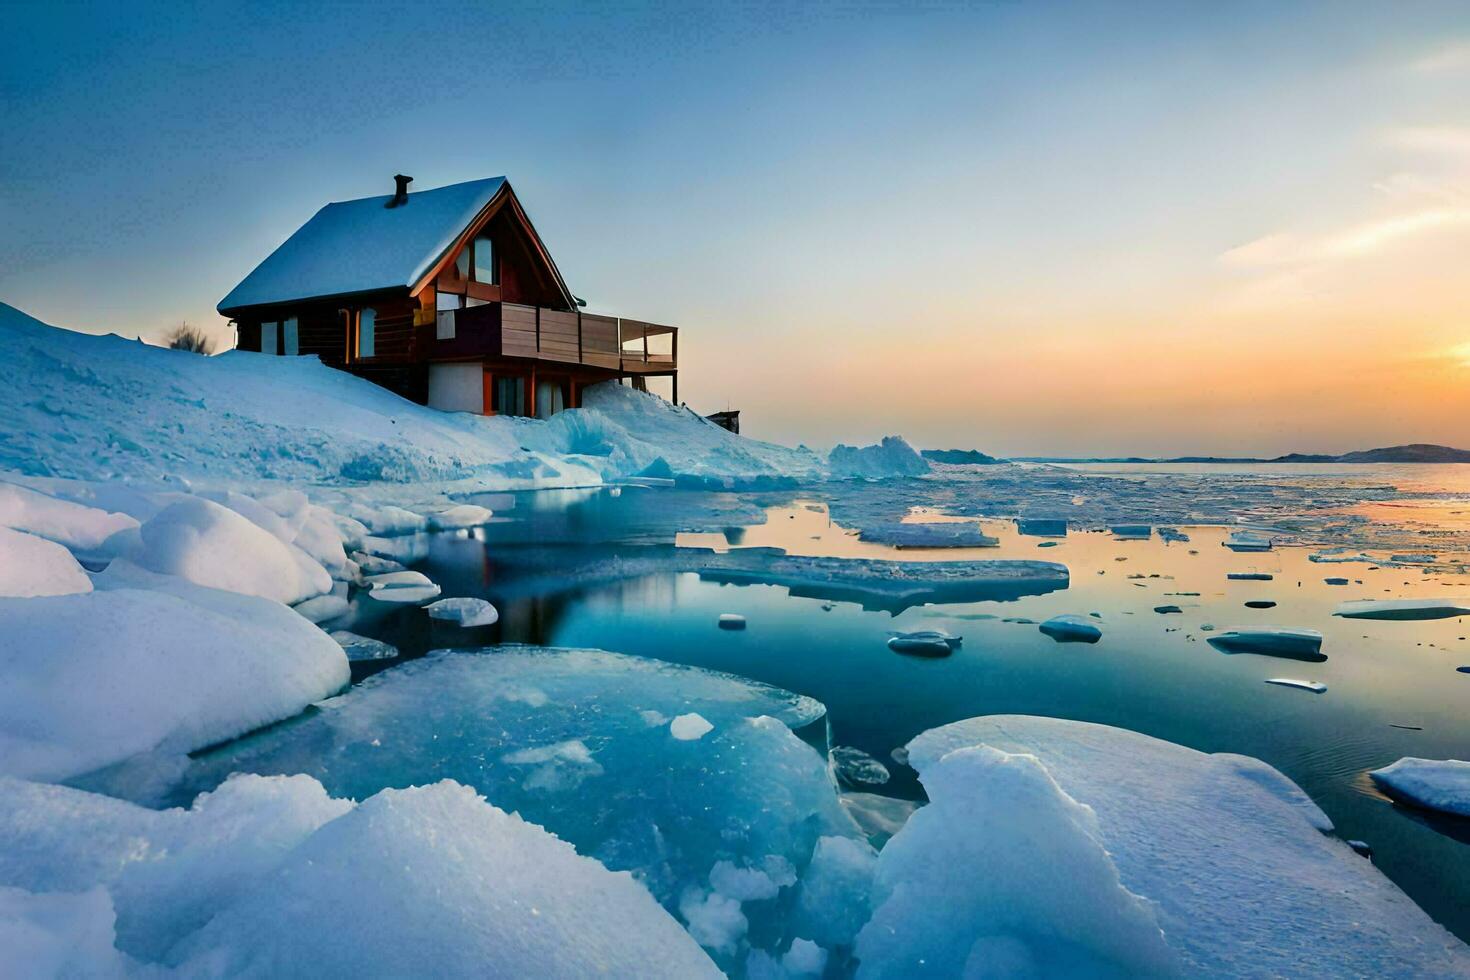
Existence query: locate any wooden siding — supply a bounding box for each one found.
[579,313,620,370]
[501,303,538,358]
[538,309,581,364]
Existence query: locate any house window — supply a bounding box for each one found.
[283,317,299,356]
[535,379,565,419]
[436,291,463,311]
[473,234,497,284]
[454,246,470,280]
[494,375,525,416]
[358,308,375,359]
[261,321,278,355]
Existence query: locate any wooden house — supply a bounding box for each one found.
[218,175,677,417]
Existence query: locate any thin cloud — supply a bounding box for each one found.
[1410,41,1470,73]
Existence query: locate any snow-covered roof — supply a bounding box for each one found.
[218,177,508,313]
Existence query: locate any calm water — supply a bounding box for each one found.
[253,477,1470,940]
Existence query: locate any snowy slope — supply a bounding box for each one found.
[0,302,838,490]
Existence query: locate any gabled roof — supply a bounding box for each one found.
[218,177,574,314]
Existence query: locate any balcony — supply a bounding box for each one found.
[429,302,677,375]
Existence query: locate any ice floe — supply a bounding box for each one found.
[718,612,748,630]
[857,522,998,548]
[425,596,499,626]
[1038,614,1103,644]
[364,569,441,603]
[831,746,891,786]
[1335,598,1470,621]
[1207,627,1325,661]
[1223,531,1274,552]
[1371,758,1470,819]
[895,715,1470,975]
[886,629,961,657]
[1265,678,1327,693]
[165,647,861,967]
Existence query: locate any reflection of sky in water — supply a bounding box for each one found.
[335,481,1470,942]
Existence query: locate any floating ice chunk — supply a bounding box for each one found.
[329,630,399,661]
[1158,527,1190,543]
[1265,678,1327,694]
[0,526,93,597]
[679,888,747,955]
[169,646,852,966]
[1038,614,1102,644]
[672,713,715,741]
[831,746,891,786]
[856,744,1177,978]
[1389,553,1436,564]
[1228,572,1273,581]
[427,504,494,530]
[170,780,720,977]
[708,858,791,902]
[136,496,330,605]
[293,593,349,624]
[901,715,1470,976]
[857,523,998,548]
[1309,550,1373,564]
[827,436,931,479]
[886,629,960,657]
[1370,758,1470,818]
[0,481,138,555]
[426,596,499,627]
[364,569,441,603]
[1016,518,1067,537]
[346,503,428,535]
[1324,576,1349,585]
[1245,599,1276,609]
[1154,604,1183,614]
[1207,627,1324,661]
[1223,531,1274,552]
[1334,598,1470,621]
[0,573,348,781]
[1111,524,1151,540]
[718,612,747,630]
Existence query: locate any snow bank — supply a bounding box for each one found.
[0,527,92,598]
[136,496,330,605]
[0,886,133,979]
[1371,758,1470,818]
[0,566,348,781]
[899,715,1470,976]
[0,481,138,555]
[168,646,862,968]
[828,436,931,480]
[856,744,1176,978]
[0,774,719,976]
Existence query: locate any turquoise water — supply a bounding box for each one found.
[212,480,1470,941]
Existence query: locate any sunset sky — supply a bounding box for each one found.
[4,1,1470,456]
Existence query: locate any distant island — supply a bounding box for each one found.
[964,444,1470,465]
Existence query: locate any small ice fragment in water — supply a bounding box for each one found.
[1348,840,1373,859]
[1390,554,1436,564]
[717,613,747,630]
[1154,605,1183,614]
[364,570,441,604]
[831,746,891,786]
[330,630,399,661]
[1245,600,1276,609]
[671,713,715,741]
[1370,758,1470,818]
[1334,598,1470,621]
[1038,614,1102,644]
[1016,518,1067,537]
[1325,577,1349,585]
[1223,531,1273,552]
[425,597,499,627]
[1265,678,1327,694]
[1158,527,1190,543]
[1208,627,1324,661]
[1111,524,1150,539]
[1228,572,1273,581]
[886,631,954,656]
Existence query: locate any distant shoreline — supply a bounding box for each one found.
[942,444,1470,466]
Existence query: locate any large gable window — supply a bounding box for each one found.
[282,317,299,356]
[261,321,278,355]
[473,233,497,284]
[358,308,375,359]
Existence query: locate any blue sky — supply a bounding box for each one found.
[4,1,1470,454]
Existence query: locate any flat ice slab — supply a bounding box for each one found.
[1223,531,1274,552]
[425,597,499,627]
[1038,614,1102,644]
[329,630,399,661]
[892,715,1470,976]
[1371,758,1470,818]
[1335,598,1470,621]
[1266,678,1327,693]
[857,522,999,548]
[1207,627,1325,661]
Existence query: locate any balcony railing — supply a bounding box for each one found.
[429,302,676,373]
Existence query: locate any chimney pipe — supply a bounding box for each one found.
[387,174,412,208]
